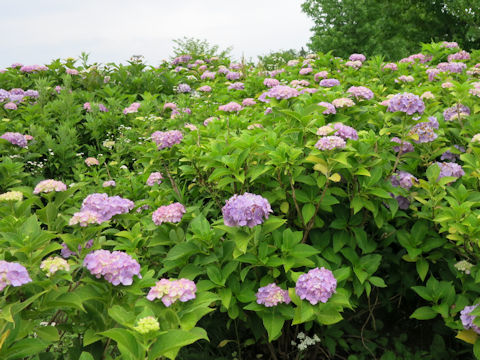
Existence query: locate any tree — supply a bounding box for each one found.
[171,37,233,59]
[301,0,480,60]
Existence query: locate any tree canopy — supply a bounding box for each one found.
[301,0,480,60]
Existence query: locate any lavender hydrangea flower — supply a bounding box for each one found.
[266,85,299,100]
[319,79,340,87]
[102,180,116,188]
[1,132,27,147]
[61,239,94,258]
[123,102,141,114]
[333,123,358,140]
[242,98,256,106]
[85,157,99,166]
[345,60,363,69]
[408,122,438,143]
[0,260,32,291]
[436,162,465,182]
[34,179,67,194]
[437,62,466,73]
[201,71,216,80]
[152,203,186,225]
[391,137,414,153]
[448,50,470,61]
[256,283,291,307]
[226,71,240,81]
[147,172,163,186]
[390,171,417,190]
[222,193,272,228]
[347,86,374,100]
[387,93,425,115]
[314,71,328,82]
[460,305,480,334]
[177,83,191,93]
[349,53,366,62]
[295,267,337,305]
[69,210,102,226]
[318,102,336,115]
[395,195,410,210]
[395,75,415,83]
[440,145,465,162]
[315,136,346,150]
[299,67,313,75]
[263,78,280,87]
[219,102,243,112]
[77,193,134,223]
[147,278,196,306]
[151,130,183,149]
[382,63,398,71]
[443,104,470,122]
[84,250,141,286]
[228,82,244,90]
[198,85,212,92]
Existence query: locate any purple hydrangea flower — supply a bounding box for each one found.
[242,98,256,106]
[395,195,410,210]
[61,239,94,258]
[222,193,272,228]
[460,305,480,334]
[437,62,466,73]
[347,86,374,100]
[266,85,299,100]
[103,180,116,188]
[177,83,191,93]
[201,71,216,80]
[84,250,141,286]
[147,278,196,306]
[226,71,241,81]
[0,260,32,291]
[152,203,186,225]
[443,104,470,122]
[147,172,163,186]
[409,122,438,143]
[123,102,141,114]
[383,63,398,71]
[448,50,470,62]
[436,162,465,181]
[426,68,441,81]
[387,93,425,115]
[228,82,244,90]
[315,136,346,150]
[263,78,280,87]
[1,132,27,147]
[256,283,291,307]
[440,145,465,162]
[78,193,134,223]
[314,71,329,82]
[69,210,102,227]
[219,102,243,112]
[318,102,336,115]
[198,85,212,92]
[4,102,17,110]
[391,137,414,153]
[151,130,183,149]
[295,267,337,305]
[349,53,366,62]
[333,123,358,140]
[390,171,417,190]
[319,79,340,87]
[299,67,313,75]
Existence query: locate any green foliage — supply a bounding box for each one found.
[172,37,233,59]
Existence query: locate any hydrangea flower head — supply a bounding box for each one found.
[151,130,183,149]
[436,162,465,182]
[266,85,299,100]
[315,136,346,150]
[391,137,414,153]
[69,210,102,226]
[409,122,438,143]
[332,98,355,108]
[0,191,23,202]
[264,78,279,87]
[134,316,160,334]
[102,180,116,188]
[318,102,336,115]
[1,132,27,147]
[319,79,340,87]
[152,203,186,225]
[295,267,336,305]
[387,93,425,115]
[443,104,470,122]
[40,257,70,277]
[147,278,196,306]
[34,179,67,194]
[84,250,141,286]
[0,260,32,291]
[242,98,256,106]
[349,53,366,62]
[85,157,99,166]
[256,283,291,307]
[460,305,480,334]
[347,86,374,100]
[177,83,191,93]
[314,71,329,81]
[218,102,243,112]
[147,172,163,186]
[390,171,417,190]
[79,193,134,223]
[222,193,272,228]
[333,123,358,140]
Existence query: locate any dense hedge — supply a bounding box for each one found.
[1,42,480,359]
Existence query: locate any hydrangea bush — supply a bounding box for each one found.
[0,41,480,359]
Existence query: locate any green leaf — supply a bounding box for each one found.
[79,352,95,360]
[148,328,208,360]
[474,338,480,359]
[100,328,141,360]
[207,265,224,286]
[302,203,315,224]
[416,258,429,281]
[261,311,285,341]
[411,286,433,301]
[369,276,387,288]
[108,305,136,327]
[165,242,198,261]
[5,338,48,360]
[410,306,437,320]
[316,303,343,325]
[426,164,441,182]
[35,326,59,342]
[289,243,320,258]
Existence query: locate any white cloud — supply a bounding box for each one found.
[0,0,313,67]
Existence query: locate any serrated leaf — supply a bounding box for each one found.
[410,306,437,320]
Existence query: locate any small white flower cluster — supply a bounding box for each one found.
[291,332,321,351]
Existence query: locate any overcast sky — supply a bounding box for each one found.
[0,0,314,67]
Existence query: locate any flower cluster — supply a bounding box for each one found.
[319,78,340,87]
[0,191,23,202]
[332,123,358,140]
[408,121,438,143]
[318,101,336,115]
[447,50,470,62]
[391,137,414,153]
[84,250,141,286]
[454,260,474,275]
[295,267,337,305]
[242,98,256,106]
[347,86,374,100]
[266,85,299,100]
[218,101,243,112]
[226,71,240,80]
[443,104,470,121]
[177,83,191,93]
[152,202,186,225]
[436,162,465,181]
[102,180,116,188]
[85,157,99,166]
[460,305,480,334]
[134,316,160,334]
[437,62,466,73]
[387,93,425,115]
[332,97,355,108]
[390,171,417,190]
[228,82,244,90]
[314,71,328,82]
[222,193,272,228]
[33,179,67,194]
[264,78,280,87]
[349,53,366,62]
[70,193,134,226]
[151,130,183,149]
[0,260,32,291]
[315,136,346,150]
[197,85,212,92]
[147,172,163,186]
[40,257,70,277]
[1,132,28,147]
[123,102,141,114]
[147,278,196,306]
[256,283,291,307]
